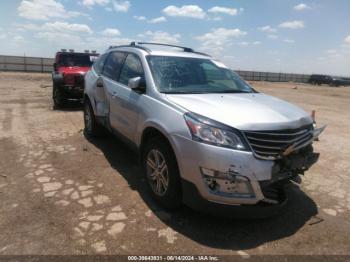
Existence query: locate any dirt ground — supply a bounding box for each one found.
[0,72,350,257]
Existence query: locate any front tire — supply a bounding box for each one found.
[84,99,103,137]
[53,84,66,109]
[142,137,182,209]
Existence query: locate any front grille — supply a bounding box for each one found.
[244,124,314,160]
[64,74,75,85]
[74,74,84,87]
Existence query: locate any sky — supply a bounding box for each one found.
[0,0,349,76]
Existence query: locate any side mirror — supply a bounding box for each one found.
[128,76,146,93]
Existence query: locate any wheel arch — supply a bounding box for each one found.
[83,93,91,104]
[83,93,98,116]
[140,126,172,155]
[140,125,183,208]
[139,125,181,170]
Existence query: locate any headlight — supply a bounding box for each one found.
[184,112,247,150]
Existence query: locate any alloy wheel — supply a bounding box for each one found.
[146,149,169,196]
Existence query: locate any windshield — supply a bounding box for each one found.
[147,56,255,94]
[58,54,95,67]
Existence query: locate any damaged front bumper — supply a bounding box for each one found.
[181,178,288,218]
[173,125,325,217]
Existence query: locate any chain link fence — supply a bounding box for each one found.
[0,55,312,83]
[0,55,54,73]
[235,70,310,83]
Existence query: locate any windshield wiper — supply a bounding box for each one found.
[161,91,206,94]
[161,89,257,94]
[223,90,252,93]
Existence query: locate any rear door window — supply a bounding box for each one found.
[102,52,126,81]
[119,53,145,86]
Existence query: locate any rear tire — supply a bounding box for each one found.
[142,137,182,210]
[53,84,66,109]
[84,99,103,137]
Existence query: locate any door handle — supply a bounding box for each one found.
[96,82,103,88]
[112,92,118,98]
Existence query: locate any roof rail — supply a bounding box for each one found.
[134,42,211,57]
[108,44,151,53]
[133,42,194,52]
[191,51,211,57]
[109,42,211,57]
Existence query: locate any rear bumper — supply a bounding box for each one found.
[182,178,288,219]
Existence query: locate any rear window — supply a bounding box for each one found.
[58,54,96,67]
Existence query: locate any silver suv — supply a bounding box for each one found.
[84,42,325,217]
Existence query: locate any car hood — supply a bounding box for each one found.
[58,66,90,75]
[165,93,313,130]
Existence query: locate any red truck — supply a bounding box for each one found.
[52,49,99,108]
